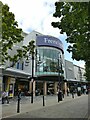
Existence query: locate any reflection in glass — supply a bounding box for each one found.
[36,47,64,75]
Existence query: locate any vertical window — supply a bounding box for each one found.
[22,62,24,70]
[17,62,19,69]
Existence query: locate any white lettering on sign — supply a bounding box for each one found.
[44,38,62,47]
[36,35,64,52]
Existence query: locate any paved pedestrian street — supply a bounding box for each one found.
[1,94,89,119]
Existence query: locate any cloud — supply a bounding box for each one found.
[37,14,61,37]
[1,0,59,35]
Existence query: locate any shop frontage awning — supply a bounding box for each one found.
[0,67,31,79]
[35,74,65,82]
[66,79,88,83]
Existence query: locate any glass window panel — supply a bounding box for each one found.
[36,47,64,75]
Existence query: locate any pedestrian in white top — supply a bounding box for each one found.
[2,91,9,104]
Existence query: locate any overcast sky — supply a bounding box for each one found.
[1,0,85,68]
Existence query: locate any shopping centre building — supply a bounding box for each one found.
[0,31,87,97]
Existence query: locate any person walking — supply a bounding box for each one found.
[2,90,9,104]
[58,89,63,102]
[18,89,21,100]
[5,90,9,104]
[71,90,74,98]
[70,86,74,98]
[67,88,70,96]
[2,91,6,104]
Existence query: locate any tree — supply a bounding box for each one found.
[52,2,90,81]
[0,1,35,67]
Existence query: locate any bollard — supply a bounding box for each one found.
[31,91,33,103]
[43,95,45,106]
[17,97,20,113]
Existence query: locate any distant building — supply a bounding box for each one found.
[74,65,86,82]
[65,59,87,94]
[65,60,75,80]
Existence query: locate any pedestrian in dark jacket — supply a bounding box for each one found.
[18,89,21,99]
[58,89,63,102]
[70,87,74,98]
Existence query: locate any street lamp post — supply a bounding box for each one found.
[60,54,64,98]
[58,57,60,88]
[24,40,35,104]
[36,51,45,106]
[25,54,34,104]
[57,54,63,102]
[31,52,34,103]
[42,78,45,106]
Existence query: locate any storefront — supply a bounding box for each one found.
[3,76,15,97]
[1,67,31,97]
[14,79,29,96]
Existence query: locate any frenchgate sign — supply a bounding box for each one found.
[36,35,64,53]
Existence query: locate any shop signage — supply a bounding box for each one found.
[36,35,64,52]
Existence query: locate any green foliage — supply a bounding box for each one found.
[0,2,35,66]
[52,2,90,81]
[85,60,90,81]
[0,1,23,64]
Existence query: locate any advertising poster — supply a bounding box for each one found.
[9,84,13,97]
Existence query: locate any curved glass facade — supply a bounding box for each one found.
[36,46,64,76]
